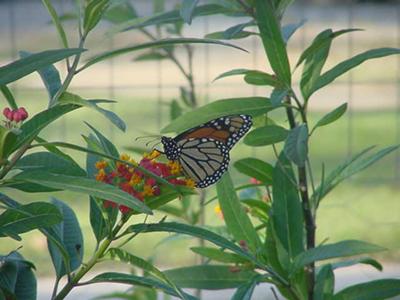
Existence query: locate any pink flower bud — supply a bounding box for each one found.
[12,110,22,122]
[2,108,12,120]
[18,107,28,120]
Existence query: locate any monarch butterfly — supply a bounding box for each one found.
[161,114,252,188]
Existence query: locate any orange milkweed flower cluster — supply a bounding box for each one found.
[94,150,195,214]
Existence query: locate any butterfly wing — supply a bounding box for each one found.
[175,114,252,150]
[177,138,229,188]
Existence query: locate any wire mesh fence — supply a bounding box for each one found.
[1,0,399,182]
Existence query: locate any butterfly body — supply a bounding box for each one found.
[161,114,252,188]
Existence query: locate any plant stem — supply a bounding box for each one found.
[284,96,316,300]
[54,219,125,300]
[0,36,86,180]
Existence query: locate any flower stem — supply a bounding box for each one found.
[285,96,316,300]
[53,219,125,300]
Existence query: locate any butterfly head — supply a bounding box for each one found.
[161,136,180,160]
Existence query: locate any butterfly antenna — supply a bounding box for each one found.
[135,134,162,141]
[145,137,161,147]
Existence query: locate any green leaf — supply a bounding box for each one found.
[190,247,249,264]
[81,38,246,71]
[29,141,177,191]
[19,51,62,106]
[284,124,308,167]
[0,126,17,159]
[164,265,257,289]
[106,249,189,300]
[216,173,261,254]
[270,88,289,106]
[293,240,385,271]
[14,171,152,214]
[311,48,400,97]
[59,92,126,131]
[15,152,86,177]
[329,257,382,271]
[312,103,347,132]
[86,272,195,299]
[0,48,84,86]
[11,104,80,153]
[145,187,194,210]
[41,0,69,48]
[255,0,291,85]
[103,0,137,24]
[162,97,273,133]
[244,71,280,87]
[107,248,168,283]
[300,29,333,101]
[234,158,273,184]
[272,153,304,260]
[47,198,83,278]
[0,252,36,300]
[134,51,167,62]
[123,222,256,263]
[333,279,400,300]
[314,264,334,300]
[180,0,199,24]
[85,122,119,158]
[244,125,288,147]
[83,0,110,35]
[213,68,253,82]
[282,19,306,43]
[0,202,62,239]
[206,21,256,40]
[109,4,235,33]
[89,197,108,244]
[232,277,259,300]
[170,100,183,121]
[313,145,399,204]
[296,28,361,69]
[0,85,18,109]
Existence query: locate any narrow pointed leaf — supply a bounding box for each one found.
[0,202,62,238]
[234,158,273,184]
[190,247,249,264]
[164,265,257,289]
[11,104,80,153]
[311,48,400,96]
[272,153,304,259]
[314,265,334,300]
[180,0,199,24]
[59,92,126,131]
[123,222,256,263]
[244,125,289,146]
[47,198,83,278]
[216,173,261,254]
[19,51,61,105]
[313,103,347,130]
[334,279,400,300]
[13,172,152,214]
[0,48,84,86]
[255,0,291,85]
[293,240,385,271]
[284,124,308,167]
[41,0,69,48]
[81,38,246,71]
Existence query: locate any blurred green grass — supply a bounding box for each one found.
[1,90,399,276]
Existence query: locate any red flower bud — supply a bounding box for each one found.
[119,205,131,214]
[3,107,12,120]
[18,107,28,120]
[12,110,22,122]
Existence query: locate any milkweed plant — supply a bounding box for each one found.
[0,1,400,300]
